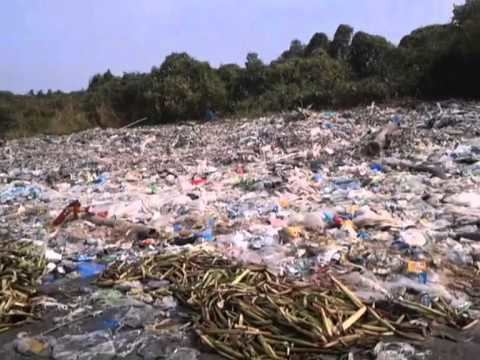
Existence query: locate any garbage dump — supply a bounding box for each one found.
[0,241,47,332]
[98,249,473,359]
[1,101,480,358]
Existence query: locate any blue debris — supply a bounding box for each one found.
[391,240,410,251]
[370,163,384,173]
[322,211,335,224]
[94,173,109,186]
[77,261,106,279]
[392,115,402,126]
[0,184,42,204]
[332,178,361,191]
[418,272,428,284]
[102,319,121,331]
[357,230,370,240]
[75,255,96,262]
[420,292,432,307]
[200,219,215,242]
[313,173,323,183]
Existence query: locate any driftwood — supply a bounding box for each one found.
[382,158,446,179]
[363,123,399,156]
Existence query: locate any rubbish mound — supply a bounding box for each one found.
[1,101,480,359]
[98,249,473,359]
[0,241,46,332]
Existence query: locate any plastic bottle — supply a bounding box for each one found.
[420,292,432,307]
[201,219,215,241]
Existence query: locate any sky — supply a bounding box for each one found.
[0,0,464,94]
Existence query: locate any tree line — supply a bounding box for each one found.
[1,0,479,136]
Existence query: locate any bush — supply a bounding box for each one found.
[3,1,480,137]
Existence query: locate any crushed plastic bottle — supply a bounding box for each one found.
[370,163,385,173]
[93,173,109,186]
[200,219,215,242]
[420,293,432,308]
[332,178,361,191]
[374,342,418,360]
[312,173,324,183]
[357,230,370,241]
[0,183,42,204]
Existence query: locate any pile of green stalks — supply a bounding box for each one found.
[98,250,475,359]
[0,241,46,333]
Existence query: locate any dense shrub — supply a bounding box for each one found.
[2,0,480,137]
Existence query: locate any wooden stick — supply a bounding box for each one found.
[121,117,148,129]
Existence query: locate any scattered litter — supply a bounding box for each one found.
[2,102,480,358]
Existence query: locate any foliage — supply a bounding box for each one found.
[305,33,330,57]
[349,32,395,79]
[277,39,305,62]
[330,24,354,60]
[2,1,480,137]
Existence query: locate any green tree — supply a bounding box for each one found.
[453,0,480,25]
[304,33,329,56]
[330,24,354,60]
[278,39,305,61]
[245,52,264,70]
[265,55,346,109]
[152,53,227,121]
[349,31,394,78]
[218,63,244,111]
[243,52,267,97]
[399,25,453,51]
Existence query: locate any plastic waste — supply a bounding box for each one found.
[77,261,107,278]
[76,254,96,262]
[154,295,177,310]
[322,211,335,224]
[91,289,127,307]
[14,335,49,356]
[374,342,416,360]
[200,219,215,242]
[102,319,121,331]
[289,212,326,231]
[332,178,361,191]
[447,243,473,266]
[248,235,274,250]
[191,177,207,186]
[52,330,115,360]
[93,173,109,186]
[167,348,200,360]
[444,191,480,209]
[451,143,480,164]
[45,249,62,262]
[0,183,42,204]
[149,184,158,194]
[392,115,402,126]
[407,247,428,284]
[370,163,384,173]
[122,305,164,328]
[420,292,432,307]
[418,271,428,284]
[357,230,370,240]
[400,229,427,247]
[312,173,323,183]
[391,240,410,251]
[316,249,342,267]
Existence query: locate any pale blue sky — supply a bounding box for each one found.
[0,0,464,93]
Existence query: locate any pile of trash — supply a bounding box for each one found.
[1,100,480,359]
[0,240,47,332]
[98,249,473,359]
